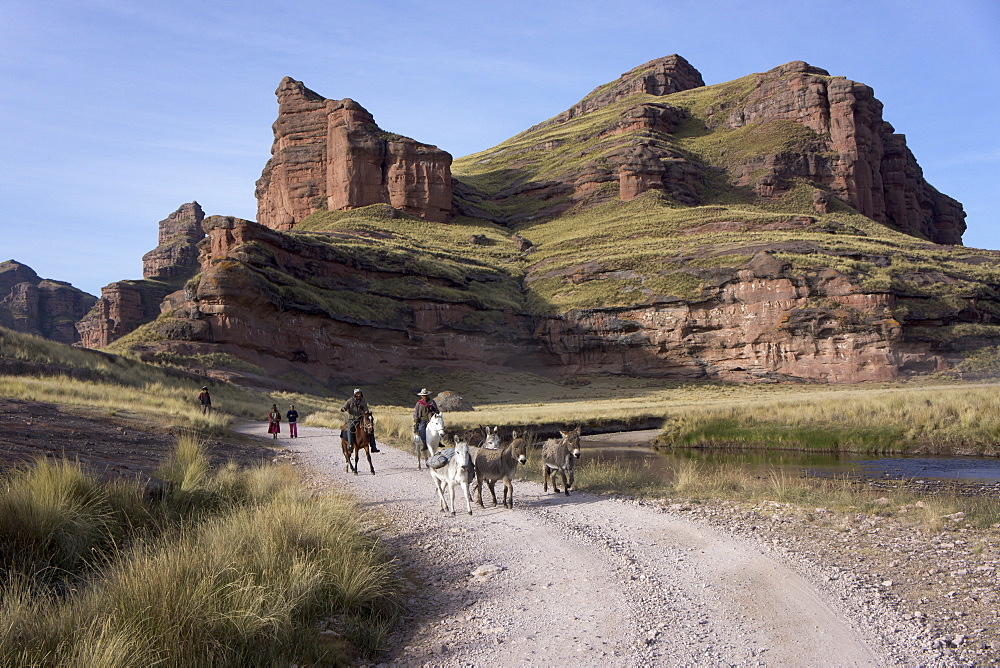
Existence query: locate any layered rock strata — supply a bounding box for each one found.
[255,78,453,229]
[77,203,204,348]
[706,61,965,244]
[0,260,97,344]
[462,57,964,245]
[133,218,990,386]
[134,215,534,382]
[141,202,205,279]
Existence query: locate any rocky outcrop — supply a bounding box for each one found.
[75,281,169,349]
[536,54,704,129]
[708,61,965,244]
[534,253,934,383]
[458,57,964,246]
[125,215,533,383]
[77,204,204,349]
[141,202,205,279]
[121,215,995,386]
[255,78,453,229]
[0,261,97,344]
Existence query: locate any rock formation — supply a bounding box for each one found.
[76,203,204,348]
[255,78,453,230]
[0,260,97,344]
[461,57,964,245]
[105,56,993,388]
[141,202,205,279]
[706,61,965,244]
[536,54,705,129]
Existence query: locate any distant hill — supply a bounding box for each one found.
[0,260,96,344]
[92,56,1000,388]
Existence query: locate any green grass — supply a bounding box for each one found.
[0,436,400,666]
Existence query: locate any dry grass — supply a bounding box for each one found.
[0,436,401,666]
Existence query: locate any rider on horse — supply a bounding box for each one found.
[340,388,380,452]
[412,388,440,448]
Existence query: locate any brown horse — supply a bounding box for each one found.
[341,413,376,475]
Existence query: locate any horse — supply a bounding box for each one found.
[473,430,528,509]
[429,436,476,515]
[415,412,445,469]
[341,412,375,475]
[542,427,581,495]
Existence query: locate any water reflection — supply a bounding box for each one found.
[581,436,1000,484]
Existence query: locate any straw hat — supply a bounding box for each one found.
[417,388,431,396]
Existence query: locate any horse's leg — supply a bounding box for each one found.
[365,447,375,475]
[342,440,353,473]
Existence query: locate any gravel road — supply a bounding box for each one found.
[239,423,941,666]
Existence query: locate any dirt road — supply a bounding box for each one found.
[239,423,920,666]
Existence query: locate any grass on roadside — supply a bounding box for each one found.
[0,434,401,666]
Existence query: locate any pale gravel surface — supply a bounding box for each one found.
[240,423,989,666]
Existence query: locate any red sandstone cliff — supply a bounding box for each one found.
[461,57,965,245]
[76,203,204,348]
[255,78,453,229]
[123,215,992,386]
[141,202,205,279]
[708,61,965,244]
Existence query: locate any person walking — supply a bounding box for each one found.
[412,388,440,448]
[198,386,212,414]
[267,403,281,439]
[286,404,298,438]
[340,388,379,452]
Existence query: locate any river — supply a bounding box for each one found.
[581,430,1000,486]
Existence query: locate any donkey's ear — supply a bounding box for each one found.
[512,430,519,439]
[559,430,568,437]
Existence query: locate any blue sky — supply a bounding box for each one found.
[2,0,998,297]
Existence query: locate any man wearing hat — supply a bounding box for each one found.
[198,386,212,414]
[412,388,440,449]
[286,404,299,438]
[340,388,379,452]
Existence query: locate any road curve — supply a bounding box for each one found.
[239,423,893,666]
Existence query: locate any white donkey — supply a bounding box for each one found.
[430,437,476,515]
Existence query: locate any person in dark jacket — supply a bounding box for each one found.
[340,388,379,452]
[286,405,298,438]
[412,388,440,448]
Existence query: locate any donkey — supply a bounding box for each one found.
[429,436,476,516]
[542,427,581,495]
[473,430,528,509]
[482,425,501,450]
[415,412,445,469]
[341,413,375,475]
